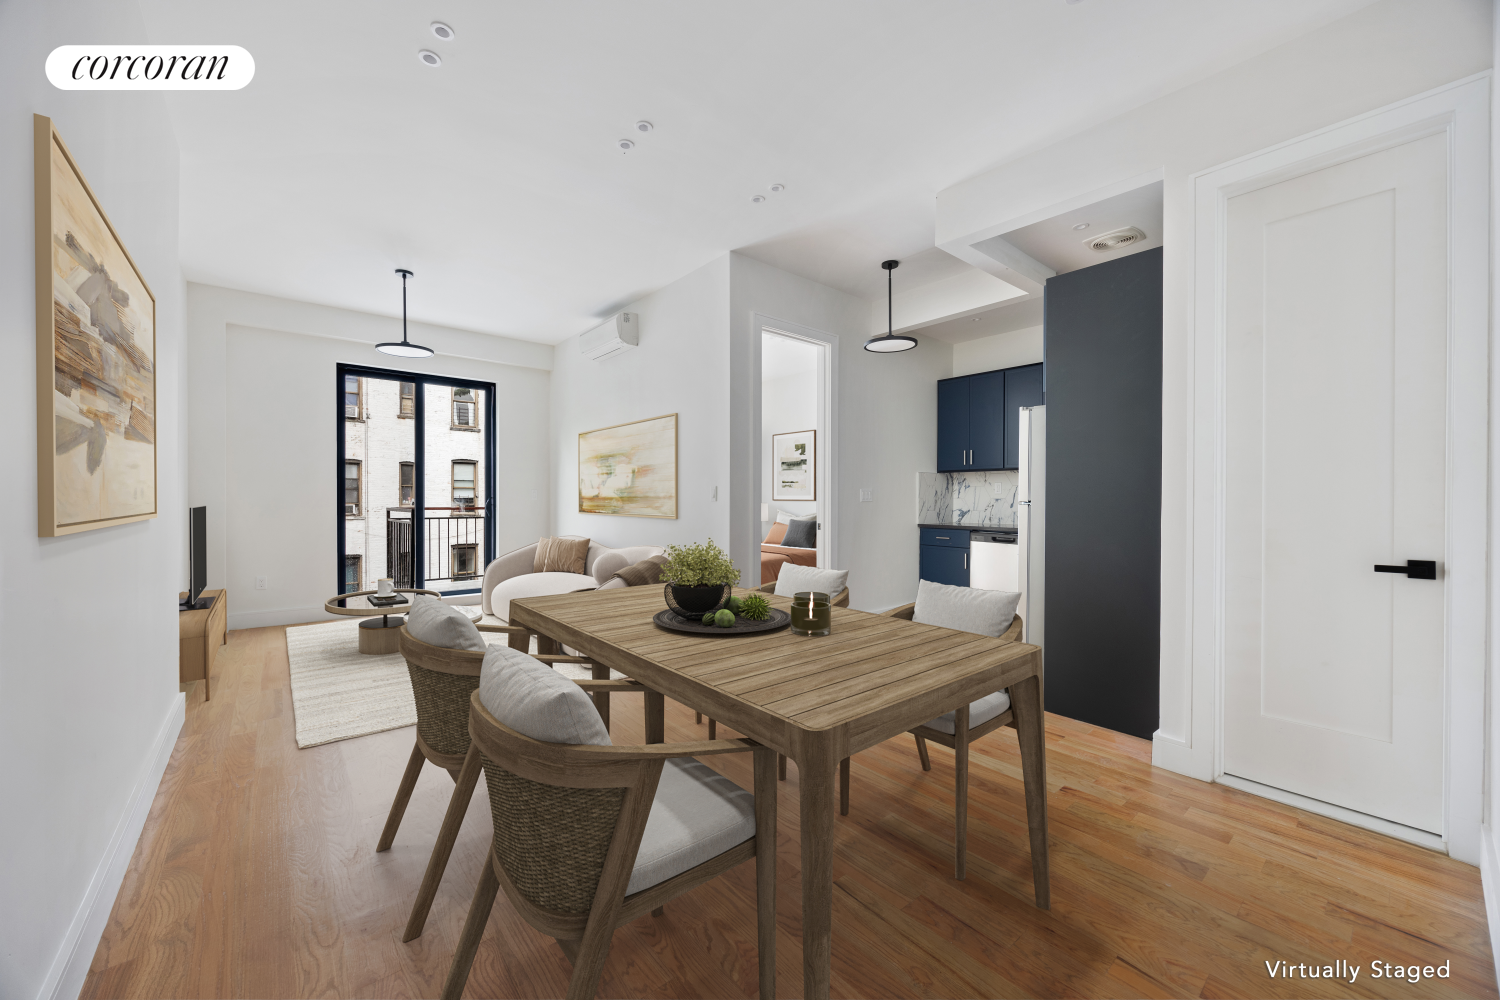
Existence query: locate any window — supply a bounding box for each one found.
[344,375,362,419]
[343,555,361,594]
[399,462,414,505]
[452,387,477,429]
[344,460,361,515]
[399,382,414,418]
[451,543,478,579]
[452,460,476,509]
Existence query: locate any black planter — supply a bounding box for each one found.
[664,583,730,617]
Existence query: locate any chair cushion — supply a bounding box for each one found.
[781,517,816,549]
[773,563,849,600]
[924,690,1013,735]
[478,644,611,746]
[913,579,1020,637]
[626,758,756,895]
[534,536,590,574]
[488,572,598,623]
[406,596,488,652]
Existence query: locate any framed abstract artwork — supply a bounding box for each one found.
[772,429,816,501]
[34,115,157,536]
[578,413,677,518]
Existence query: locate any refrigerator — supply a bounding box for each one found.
[1017,405,1045,652]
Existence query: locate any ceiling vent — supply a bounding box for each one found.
[1086,226,1146,252]
[579,312,639,361]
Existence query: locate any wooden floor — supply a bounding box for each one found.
[82,624,1494,1000]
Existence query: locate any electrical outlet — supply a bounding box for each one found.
[255,576,267,590]
[860,488,873,502]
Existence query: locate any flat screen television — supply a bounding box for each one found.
[180,506,209,611]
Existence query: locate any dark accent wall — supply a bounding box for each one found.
[1043,246,1162,740]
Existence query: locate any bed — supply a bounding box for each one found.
[760,518,818,584]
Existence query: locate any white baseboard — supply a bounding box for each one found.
[1151,732,1213,780]
[1481,825,1500,974]
[38,692,185,1000]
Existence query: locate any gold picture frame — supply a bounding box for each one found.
[35,114,158,536]
[578,413,677,518]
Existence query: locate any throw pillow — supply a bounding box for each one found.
[912,579,1020,637]
[477,644,611,746]
[774,511,816,525]
[762,521,788,545]
[614,555,668,587]
[773,563,849,599]
[406,595,488,652]
[533,536,590,574]
[781,517,816,549]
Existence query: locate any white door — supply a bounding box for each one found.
[1221,131,1448,834]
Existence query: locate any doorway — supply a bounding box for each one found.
[756,321,835,586]
[336,363,496,598]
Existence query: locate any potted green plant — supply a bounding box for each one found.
[659,539,740,616]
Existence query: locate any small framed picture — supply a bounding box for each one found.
[771,429,816,502]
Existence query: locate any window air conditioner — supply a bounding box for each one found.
[345,504,358,516]
[578,312,638,361]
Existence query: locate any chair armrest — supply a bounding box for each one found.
[886,602,915,620]
[592,738,763,761]
[480,544,539,614]
[476,622,527,635]
[536,654,592,665]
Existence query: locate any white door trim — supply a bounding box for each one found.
[750,314,840,584]
[1183,73,1490,862]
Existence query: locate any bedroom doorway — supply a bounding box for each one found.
[757,323,834,586]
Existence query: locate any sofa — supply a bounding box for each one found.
[480,537,666,626]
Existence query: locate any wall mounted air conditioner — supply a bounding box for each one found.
[579,312,638,361]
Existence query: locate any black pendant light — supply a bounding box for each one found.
[376,268,434,358]
[864,259,917,353]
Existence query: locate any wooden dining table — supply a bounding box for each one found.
[509,585,1049,1000]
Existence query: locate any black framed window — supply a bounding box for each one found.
[344,460,361,515]
[399,461,414,505]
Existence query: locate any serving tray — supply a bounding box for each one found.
[651,607,792,636]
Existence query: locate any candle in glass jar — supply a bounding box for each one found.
[790,591,831,637]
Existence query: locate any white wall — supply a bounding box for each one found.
[730,253,953,611]
[0,3,187,998]
[552,256,733,552]
[936,0,1492,788]
[951,325,1044,377]
[187,284,552,628]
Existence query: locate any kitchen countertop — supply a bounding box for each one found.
[918,522,1016,531]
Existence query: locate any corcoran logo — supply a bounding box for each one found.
[46,46,254,90]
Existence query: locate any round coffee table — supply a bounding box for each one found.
[323,590,482,654]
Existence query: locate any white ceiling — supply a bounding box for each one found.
[999,181,1164,275]
[138,0,1376,344]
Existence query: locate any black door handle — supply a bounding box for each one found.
[1374,560,1437,580]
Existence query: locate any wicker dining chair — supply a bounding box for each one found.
[697,585,849,784]
[441,689,777,1000]
[837,603,1026,881]
[397,624,662,942]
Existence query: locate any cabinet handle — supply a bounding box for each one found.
[964,552,967,569]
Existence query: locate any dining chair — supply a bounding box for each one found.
[440,662,777,1000]
[395,624,657,942]
[696,584,849,782]
[837,594,1025,880]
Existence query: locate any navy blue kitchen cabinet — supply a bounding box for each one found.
[920,542,969,586]
[936,362,1043,471]
[1003,363,1045,469]
[936,377,969,472]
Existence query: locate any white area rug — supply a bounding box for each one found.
[285,618,618,749]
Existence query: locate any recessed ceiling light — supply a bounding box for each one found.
[1073,222,1090,230]
[751,194,766,203]
[635,120,653,133]
[430,22,454,40]
[769,183,785,193]
[418,49,441,67]
[617,138,635,151]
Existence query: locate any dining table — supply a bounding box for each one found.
[508,584,1049,1000]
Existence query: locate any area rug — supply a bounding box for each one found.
[285,619,617,749]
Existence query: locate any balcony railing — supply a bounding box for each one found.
[386,506,485,588]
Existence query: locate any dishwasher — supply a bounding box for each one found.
[969,529,1019,592]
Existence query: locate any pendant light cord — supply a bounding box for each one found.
[888,264,893,336]
[402,271,409,344]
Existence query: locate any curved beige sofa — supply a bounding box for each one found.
[479,536,666,626]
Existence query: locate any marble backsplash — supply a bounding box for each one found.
[916,471,1019,527]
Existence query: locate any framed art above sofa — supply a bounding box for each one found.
[578,413,677,518]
